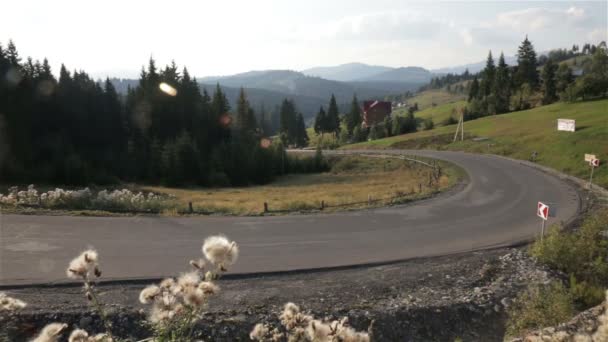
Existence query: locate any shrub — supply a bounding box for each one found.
[506,282,575,337]
[530,209,608,308]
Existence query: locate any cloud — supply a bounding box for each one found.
[587,28,608,43]
[489,6,589,32]
[459,29,473,46]
[283,10,446,42]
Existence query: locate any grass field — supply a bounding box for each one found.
[344,99,608,188]
[145,155,460,215]
[396,100,468,127]
[402,89,467,111]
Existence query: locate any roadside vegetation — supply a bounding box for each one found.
[0,236,371,341]
[344,99,608,188]
[146,155,459,215]
[0,155,459,216]
[505,208,608,337]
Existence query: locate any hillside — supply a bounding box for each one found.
[345,99,608,188]
[394,100,467,127]
[405,89,467,110]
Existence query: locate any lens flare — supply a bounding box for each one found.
[159,82,177,96]
[219,113,232,127]
[5,67,22,87]
[260,138,272,149]
[37,80,55,97]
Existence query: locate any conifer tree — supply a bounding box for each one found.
[314,106,326,135]
[493,53,511,113]
[481,51,496,97]
[515,36,539,89]
[468,77,480,101]
[326,94,340,136]
[541,59,558,104]
[345,94,361,136]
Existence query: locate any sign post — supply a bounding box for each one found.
[589,158,600,190]
[557,119,576,132]
[537,201,549,241]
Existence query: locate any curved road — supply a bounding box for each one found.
[0,150,580,286]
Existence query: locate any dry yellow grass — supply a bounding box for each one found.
[144,156,459,215]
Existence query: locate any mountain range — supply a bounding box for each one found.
[109,56,516,123]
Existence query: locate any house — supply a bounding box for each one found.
[362,100,392,127]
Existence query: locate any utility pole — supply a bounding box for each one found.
[453,111,464,142]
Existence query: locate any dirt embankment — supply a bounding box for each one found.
[1,247,558,341]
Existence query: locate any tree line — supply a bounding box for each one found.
[466,37,607,120]
[0,40,325,186]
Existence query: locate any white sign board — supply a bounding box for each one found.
[585,154,597,162]
[557,119,576,132]
[537,201,549,220]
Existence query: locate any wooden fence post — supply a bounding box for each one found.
[320,200,325,210]
[264,202,268,213]
[188,202,193,213]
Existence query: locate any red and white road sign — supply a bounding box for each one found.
[537,202,549,220]
[590,158,600,167]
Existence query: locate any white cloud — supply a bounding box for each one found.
[490,6,589,32]
[459,29,473,46]
[587,28,608,43]
[283,10,445,42]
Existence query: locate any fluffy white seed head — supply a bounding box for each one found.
[177,271,200,293]
[0,292,27,311]
[197,281,219,295]
[67,329,89,342]
[249,323,269,340]
[202,235,239,269]
[189,258,206,270]
[66,249,100,279]
[31,323,68,342]
[307,320,332,340]
[139,285,160,304]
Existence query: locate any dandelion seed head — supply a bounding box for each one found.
[139,285,160,304]
[66,249,99,279]
[159,278,175,289]
[249,323,269,340]
[307,320,331,340]
[177,271,200,291]
[31,322,68,342]
[68,329,89,342]
[0,292,27,311]
[202,235,239,269]
[197,281,219,295]
[183,287,206,307]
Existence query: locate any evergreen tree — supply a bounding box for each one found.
[541,59,558,104]
[493,53,511,113]
[481,51,496,97]
[468,77,480,101]
[515,36,539,89]
[314,106,326,135]
[326,94,340,136]
[345,94,362,136]
[294,113,309,147]
[279,98,297,145]
[236,87,256,134]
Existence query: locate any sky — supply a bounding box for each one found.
[2,0,606,79]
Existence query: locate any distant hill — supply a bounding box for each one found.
[356,66,432,83]
[199,70,423,116]
[302,62,393,82]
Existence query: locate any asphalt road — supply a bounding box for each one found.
[0,150,580,286]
